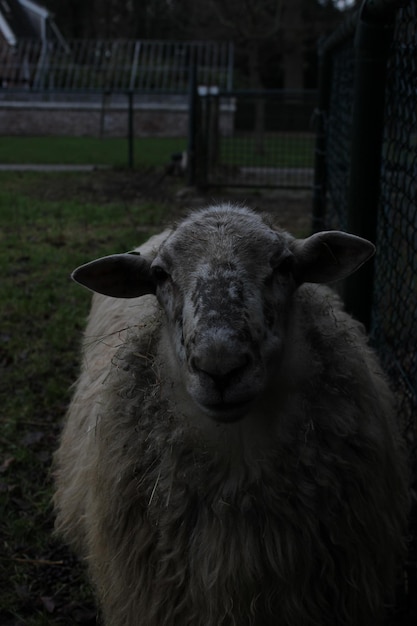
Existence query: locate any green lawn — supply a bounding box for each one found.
[0,171,173,625]
[0,134,314,169]
[0,136,187,167]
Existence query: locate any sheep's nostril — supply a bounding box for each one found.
[191,352,251,390]
[210,363,248,392]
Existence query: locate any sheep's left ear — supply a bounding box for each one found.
[71,252,155,298]
[290,231,375,285]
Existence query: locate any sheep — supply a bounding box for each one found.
[54,204,408,626]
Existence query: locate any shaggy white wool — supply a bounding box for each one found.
[54,206,408,626]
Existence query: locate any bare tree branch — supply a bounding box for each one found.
[208,0,283,41]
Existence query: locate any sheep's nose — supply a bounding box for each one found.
[191,350,251,391]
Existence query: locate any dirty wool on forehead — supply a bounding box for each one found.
[166,205,280,268]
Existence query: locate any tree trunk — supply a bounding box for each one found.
[282,44,304,89]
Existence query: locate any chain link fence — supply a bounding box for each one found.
[314,1,416,622]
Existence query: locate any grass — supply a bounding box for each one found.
[0,136,187,167]
[0,134,314,169]
[221,134,315,168]
[0,167,312,624]
[0,170,174,625]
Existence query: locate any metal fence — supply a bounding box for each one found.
[0,38,315,189]
[191,89,316,189]
[313,1,417,622]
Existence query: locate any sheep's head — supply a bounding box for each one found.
[72,205,374,423]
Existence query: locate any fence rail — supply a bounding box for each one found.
[314,1,417,622]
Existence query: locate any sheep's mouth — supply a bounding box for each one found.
[198,399,253,423]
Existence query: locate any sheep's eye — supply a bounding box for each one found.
[152,266,170,284]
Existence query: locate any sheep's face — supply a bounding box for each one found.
[151,208,296,422]
[72,204,375,423]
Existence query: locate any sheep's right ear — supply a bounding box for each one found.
[290,231,375,285]
[71,252,155,298]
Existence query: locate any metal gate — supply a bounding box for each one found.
[192,89,317,189]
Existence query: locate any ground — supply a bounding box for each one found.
[2,167,415,626]
[28,166,313,234]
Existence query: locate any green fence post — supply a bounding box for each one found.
[344,1,397,329]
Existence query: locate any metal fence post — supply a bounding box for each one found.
[344,1,397,329]
[127,91,134,169]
